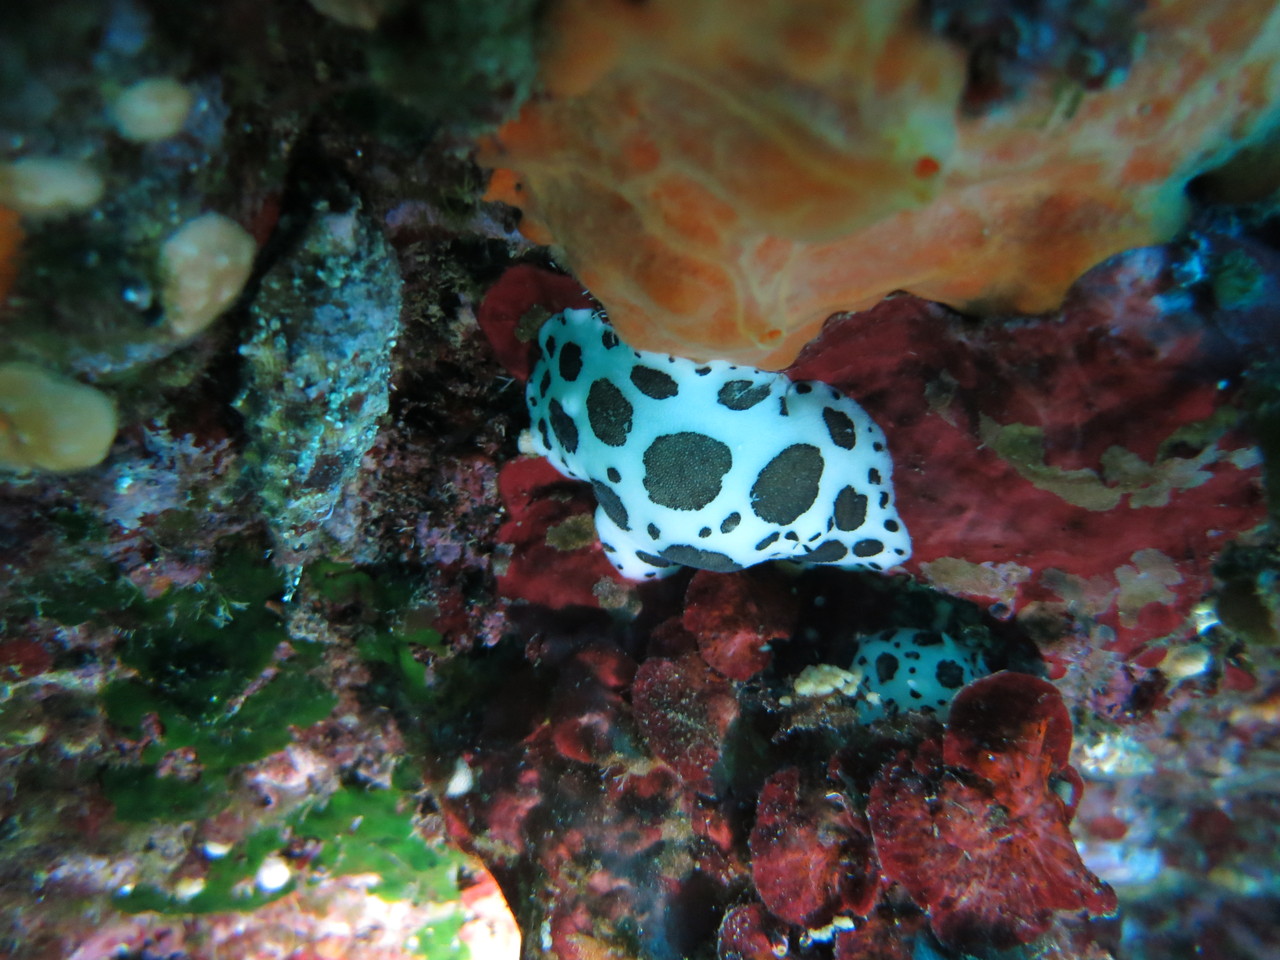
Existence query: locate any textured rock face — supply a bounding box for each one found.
[234,199,402,580]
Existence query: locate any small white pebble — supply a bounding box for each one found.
[201,839,232,859]
[445,756,474,797]
[1163,644,1212,681]
[172,875,206,901]
[255,854,292,892]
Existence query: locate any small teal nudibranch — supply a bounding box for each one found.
[525,309,911,579]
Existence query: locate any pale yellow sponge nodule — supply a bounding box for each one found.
[111,77,194,143]
[0,362,118,472]
[159,212,257,338]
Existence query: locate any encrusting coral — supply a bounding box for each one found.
[483,0,1280,366]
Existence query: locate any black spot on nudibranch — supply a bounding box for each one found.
[548,400,578,453]
[630,365,679,399]
[660,544,743,572]
[537,418,550,450]
[545,335,557,355]
[636,550,674,568]
[699,527,711,538]
[559,342,583,381]
[936,660,967,689]
[539,370,551,397]
[720,512,741,534]
[717,379,771,410]
[647,523,661,540]
[805,541,847,563]
[868,468,882,485]
[822,408,856,449]
[794,383,812,394]
[875,652,899,684]
[751,444,824,524]
[834,486,867,531]
[601,329,620,349]
[642,432,732,510]
[695,366,711,375]
[607,467,621,483]
[755,531,780,551]
[587,379,633,447]
[853,539,884,557]
[591,481,630,531]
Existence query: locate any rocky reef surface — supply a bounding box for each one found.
[2,3,1279,960]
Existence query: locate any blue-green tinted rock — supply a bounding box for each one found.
[234,198,402,586]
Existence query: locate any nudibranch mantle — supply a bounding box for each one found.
[525,309,911,579]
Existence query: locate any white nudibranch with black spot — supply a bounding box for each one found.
[525,309,912,579]
[851,629,983,723]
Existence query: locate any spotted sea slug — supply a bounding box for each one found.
[851,629,984,723]
[525,309,911,578]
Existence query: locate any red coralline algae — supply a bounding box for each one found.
[495,455,624,608]
[632,654,739,796]
[477,263,594,381]
[0,637,54,680]
[717,903,789,960]
[868,673,1116,951]
[788,248,1267,658]
[682,569,793,681]
[832,908,923,960]
[749,767,879,928]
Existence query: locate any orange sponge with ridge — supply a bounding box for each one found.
[483,0,1280,367]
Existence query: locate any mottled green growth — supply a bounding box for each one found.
[117,777,466,922]
[1211,247,1266,309]
[415,912,469,960]
[305,559,443,706]
[100,549,336,821]
[294,782,461,902]
[234,199,402,586]
[115,824,290,915]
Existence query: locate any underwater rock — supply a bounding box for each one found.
[234,197,402,584]
[868,672,1117,951]
[748,767,879,927]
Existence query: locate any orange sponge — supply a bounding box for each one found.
[483,0,1280,367]
[0,206,20,305]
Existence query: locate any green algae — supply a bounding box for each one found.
[98,550,337,821]
[115,774,466,926]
